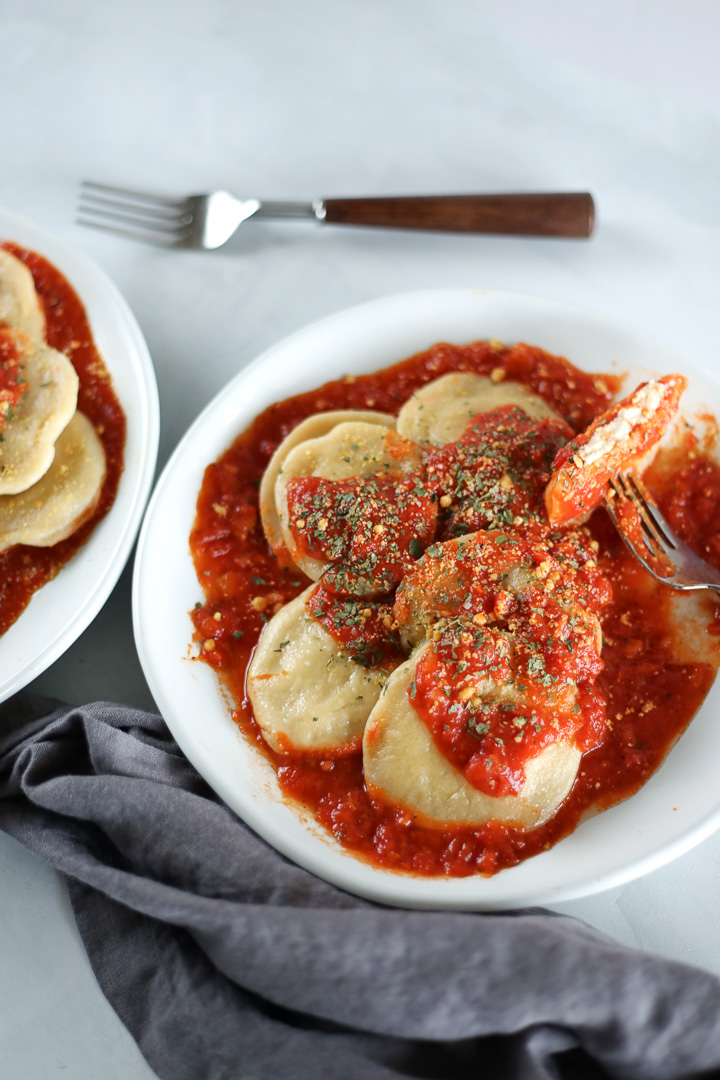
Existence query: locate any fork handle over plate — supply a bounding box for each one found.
[316,193,594,238]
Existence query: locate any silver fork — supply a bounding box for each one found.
[76,182,596,250]
[604,472,720,593]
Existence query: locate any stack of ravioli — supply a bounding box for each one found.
[250,370,612,833]
[0,250,105,554]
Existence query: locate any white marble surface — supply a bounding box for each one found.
[2,1,720,1075]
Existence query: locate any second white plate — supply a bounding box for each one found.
[0,205,159,702]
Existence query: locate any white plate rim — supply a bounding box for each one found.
[132,287,720,910]
[0,204,159,700]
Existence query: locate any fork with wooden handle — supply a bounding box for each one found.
[77,183,595,249]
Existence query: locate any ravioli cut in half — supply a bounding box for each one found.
[0,249,46,341]
[260,409,395,557]
[275,420,423,581]
[0,411,106,552]
[396,372,562,446]
[362,647,581,830]
[247,586,389,753]
[0,330,79,495]
[545,374,687,526]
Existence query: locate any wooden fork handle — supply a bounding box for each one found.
[321,193,595,238]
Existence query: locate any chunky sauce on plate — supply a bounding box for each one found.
[0,243,126,636]
[190,341,720,877]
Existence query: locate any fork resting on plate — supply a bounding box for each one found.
[77,182,595,249]
[605,472,720,594]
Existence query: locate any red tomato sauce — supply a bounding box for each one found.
[190,340,720,877]
[306,584,403,670]
[287,472,437,595]
[0,243,126,637]
[426,406,573,537]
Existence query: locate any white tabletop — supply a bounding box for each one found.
[2,1,720,1075]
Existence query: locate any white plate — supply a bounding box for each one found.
[133,288,720,910]
[0,205,159,701]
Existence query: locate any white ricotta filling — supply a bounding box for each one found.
[578,381,665,467]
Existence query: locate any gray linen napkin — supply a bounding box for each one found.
[1,696,719,1080]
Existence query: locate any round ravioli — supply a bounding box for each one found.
[260,409,395,556]
[0,411,106,551]
[394,529,605,656]
[396,372,561,446]
[394,532,538,650]
[276,421,424,582]
[0,329,79,495]
[362,647,581,830]
[246,586,389,753]
[0,249,46,341]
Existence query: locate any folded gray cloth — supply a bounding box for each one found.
[1,697,719,1080]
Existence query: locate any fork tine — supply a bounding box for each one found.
[78,204,191,236]
[604,488,649,569]
[618,473,675,555]
[77,205,191,237]
[80,180,189,210]
[75,215,189,247]
[79,191,193,224]
[613,474,658,553]
[623,473,679,549]
[77,179,194,244]
[607,475,668,565]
